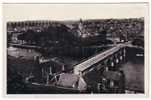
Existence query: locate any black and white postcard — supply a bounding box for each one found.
[3,3,149,96]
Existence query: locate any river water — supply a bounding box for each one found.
[121,47,144,93]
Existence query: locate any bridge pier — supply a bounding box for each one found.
[116,58,119,64]
[111,61,114,67]
[115,54,120,64]
[120,55,123,61]
[123,48,126,58]
[106,58,115,71]
[112,56,118,71]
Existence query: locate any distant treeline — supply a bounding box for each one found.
[7,18,144,46]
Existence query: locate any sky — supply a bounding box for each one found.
[3,3,148,21]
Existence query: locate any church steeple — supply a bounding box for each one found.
[78,18,83,32]
[78,18,89,38]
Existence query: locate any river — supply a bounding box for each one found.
[121,47,144,93]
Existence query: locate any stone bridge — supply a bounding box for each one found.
[73,43,127,75]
